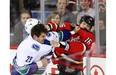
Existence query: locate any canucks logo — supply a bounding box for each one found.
[32,44,40,51]
[46,32,51,37]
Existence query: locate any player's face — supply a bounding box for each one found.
[21,13,31,25]
[56,0,67,13]
[80,21,90,30]
[51,14,60,24]
[35,33,46,44]
[80,0,90,10]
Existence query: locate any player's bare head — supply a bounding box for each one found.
[79,15,94,30]
[31,24,48,37]
[31,24,48,43]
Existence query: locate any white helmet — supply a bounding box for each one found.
[25,18,41,34]
[46,31,59,42]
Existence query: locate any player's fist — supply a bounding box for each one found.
[50,40,60,47]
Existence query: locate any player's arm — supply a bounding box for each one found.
[36,58,49,67]
[44,30,73,45]
[61,54,83,64]
[44,26,80,45]
[47,22,58,31]
[47,22,77,31]
[58,26,80,41]
[50,39,87,56]
[56,41,87,55]
[58,22,75,31]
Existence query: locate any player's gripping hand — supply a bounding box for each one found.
[50,40,60,47]
[73,26,80,33]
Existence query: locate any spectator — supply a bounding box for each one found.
[55,0,77,24]
[77,0,95,25]
[66,0,77,12]
[47,11,61,25]
[65,0,81,24]
[99,0,106,46]
[66,0,81,16]
[99,17,106,45]
[10,9,32,46]
[10,0,20,33]
[99,16,106,54]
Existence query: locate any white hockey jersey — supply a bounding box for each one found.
[15,35,54,67]
[46,31,59,42]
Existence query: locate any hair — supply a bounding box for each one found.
[47,11,60,23]
[20,9,32,18]
[56,0,69,5]
[56,0,69,3]
[31,24,48,37]
[79,0,93,8]
[66,0,77,11]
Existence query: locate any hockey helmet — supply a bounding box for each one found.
[79,15,94,28]
[25,18,41,34]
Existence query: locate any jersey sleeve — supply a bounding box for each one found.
[48,22,58,31]
[47,22,73,31]
[58,30,71,41]
[58,22,72,31]
[67,42,87,55]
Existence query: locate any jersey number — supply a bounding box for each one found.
[59,23,66,28]
[25,56,33,63]
[84,37,92,44]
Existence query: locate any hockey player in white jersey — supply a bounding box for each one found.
[11,23,55,75]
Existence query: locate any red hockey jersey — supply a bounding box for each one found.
[52,29,95,70]
[48,21,95,70]
[48,22,73,31]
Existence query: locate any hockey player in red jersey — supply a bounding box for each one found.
[51,15,95,75]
